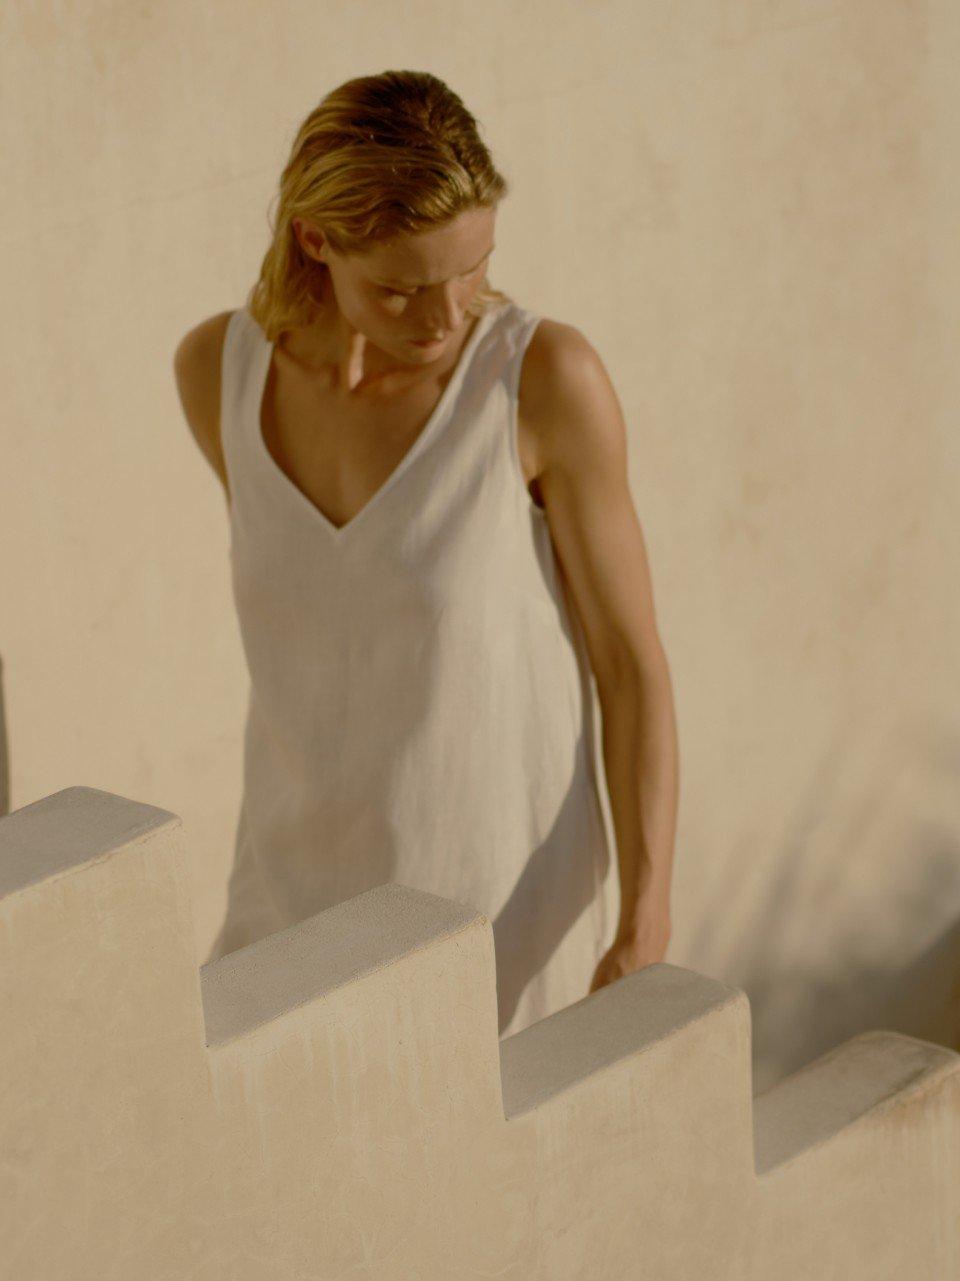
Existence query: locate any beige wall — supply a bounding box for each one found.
[2,1,958,1094]
[3,787,959,1279]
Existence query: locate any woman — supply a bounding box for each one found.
[173,70,679,1039]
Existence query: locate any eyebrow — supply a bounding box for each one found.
[375,243,495,288]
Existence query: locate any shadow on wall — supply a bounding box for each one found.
[0,654,7,817]
[694,708,960,1093]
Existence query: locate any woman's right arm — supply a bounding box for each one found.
[172,310,235,508]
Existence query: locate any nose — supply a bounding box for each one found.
[426,290,462,335]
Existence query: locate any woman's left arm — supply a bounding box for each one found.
[522,320,680,980]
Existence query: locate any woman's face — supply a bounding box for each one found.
[294,206,497,362]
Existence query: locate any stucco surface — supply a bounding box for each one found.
[2,0,958,1103]
[2,787,958,1279]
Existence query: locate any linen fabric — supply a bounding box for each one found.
[206,298,618,1039]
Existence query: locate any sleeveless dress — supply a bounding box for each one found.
[206,298,619,1040]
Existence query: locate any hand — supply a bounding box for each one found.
[587,902,671,996]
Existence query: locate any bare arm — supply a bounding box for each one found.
[523,321,679,948]
[172,311,234,508]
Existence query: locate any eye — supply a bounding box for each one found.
[380,264,482,299]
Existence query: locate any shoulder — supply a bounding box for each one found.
[518,316,627,476]
[172,310,236,498]
[173,308,235,396]
[519,316,597,393]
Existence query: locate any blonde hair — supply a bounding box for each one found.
[247,71,512,343]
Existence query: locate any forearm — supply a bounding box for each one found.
[595,654,679,940]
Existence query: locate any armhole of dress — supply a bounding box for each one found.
[506,313,549,520]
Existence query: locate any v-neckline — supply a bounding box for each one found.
[249,304,499,543]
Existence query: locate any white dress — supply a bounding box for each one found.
[205,298,618,1039]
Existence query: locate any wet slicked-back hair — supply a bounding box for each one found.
[247,70,512,343]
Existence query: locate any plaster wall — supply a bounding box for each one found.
[2,1,958,1095]
[2,787,958,1279]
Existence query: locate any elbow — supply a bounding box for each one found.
[593,635,672,701]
